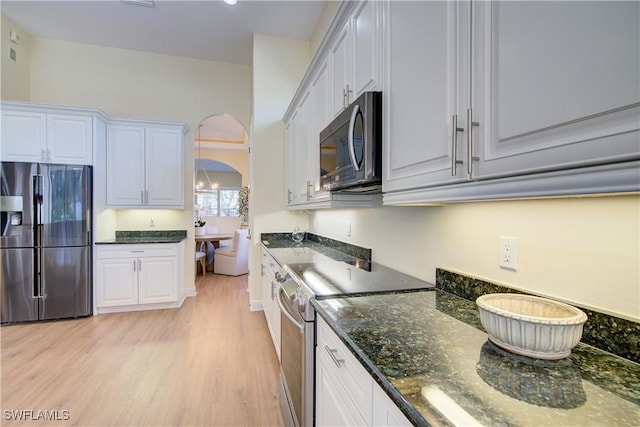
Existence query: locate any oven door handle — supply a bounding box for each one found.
[277,287,304,332]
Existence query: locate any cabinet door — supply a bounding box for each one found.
[316,348,369,427]
[383,1,468,193]
[106,125,145,206]
[138,256,178,304]
[96,258,138,307]
[352,0,381,97]
[285,117,296,206]
[471,1,640,179]
[316,317,373,424]
[1,110,46,162]
[145,127,184,207]
[47,114,93,165]
[331,22,352,117]
[295,90,313,203]
[311,60,332,199]
[261,256,281,359]
[372,383,412,427]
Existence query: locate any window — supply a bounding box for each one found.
[195,188,240,217]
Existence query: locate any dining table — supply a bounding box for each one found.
[195,233,234,271]
[195,233,234,249]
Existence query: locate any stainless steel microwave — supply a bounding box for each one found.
[319,91,382,193]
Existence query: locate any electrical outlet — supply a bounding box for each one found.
[500,236,517,270]
[346,222,351,237]
[149,217,156,227]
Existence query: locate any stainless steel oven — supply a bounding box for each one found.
[276,269,315,427]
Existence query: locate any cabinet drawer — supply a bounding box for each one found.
[96,244,178,259]
[317,316,373,424]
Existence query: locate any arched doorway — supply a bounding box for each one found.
[193,114,249,235]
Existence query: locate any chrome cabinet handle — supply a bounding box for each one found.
[466,108,480,176]
[342,84,353,109]
[138,259,142,271]
[141,191,144,205]
[451,114,464,176]
[324,345,344,368]
[287,189,292,205]
[133,259,137,272]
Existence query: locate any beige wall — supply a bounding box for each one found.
[249,34,310,307]
[1,13,30,100]
[311,194,640,320]
[26,36,251,292]
[310,1,341,57]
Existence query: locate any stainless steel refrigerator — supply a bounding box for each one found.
[1,162,92,324]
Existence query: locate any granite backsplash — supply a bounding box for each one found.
[436,268,639,364]
[260,232,372,261]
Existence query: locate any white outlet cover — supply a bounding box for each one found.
[500,236,517,270]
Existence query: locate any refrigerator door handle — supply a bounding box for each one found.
[32,174,43,247]
[32,248,42,299]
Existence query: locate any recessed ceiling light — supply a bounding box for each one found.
[122,0,155,7]
[224,0,238,5]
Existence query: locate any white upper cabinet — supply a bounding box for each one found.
[330,22,351,118]
[46,114,93,165]
[310,60,332,199]
[383,0,640,204]
[471,1,640,179]
[383,1,468,193]
[106,120,186,208]
[1,110,46,162]
[282,0,381,210]
[106,124,146,206]
[351,0,382,98]
[145,127,184,206]
[330,0,383,118]
[1,102,99,165]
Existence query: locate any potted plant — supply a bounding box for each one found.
[194,207,206,236]
[239,186,249,228]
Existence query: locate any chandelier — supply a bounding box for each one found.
[195,124,218,192]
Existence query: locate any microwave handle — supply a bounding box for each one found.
[347,104,363,172]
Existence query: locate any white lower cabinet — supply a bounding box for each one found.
[372,385,413,427]
[261,249,281,359]
[316,316,412,427]
[96,243,184,313]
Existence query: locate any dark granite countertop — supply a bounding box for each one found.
[95,230,187,245]
[261,235,433,297]
[313,291,640,427]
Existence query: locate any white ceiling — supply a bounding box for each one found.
[0,0,327,65]
[1,0,327,146]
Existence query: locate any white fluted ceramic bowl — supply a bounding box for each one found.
[476,294,587,360]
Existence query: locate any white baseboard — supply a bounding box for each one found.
[250,300,264,312]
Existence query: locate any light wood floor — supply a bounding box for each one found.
[1,274,285,427]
